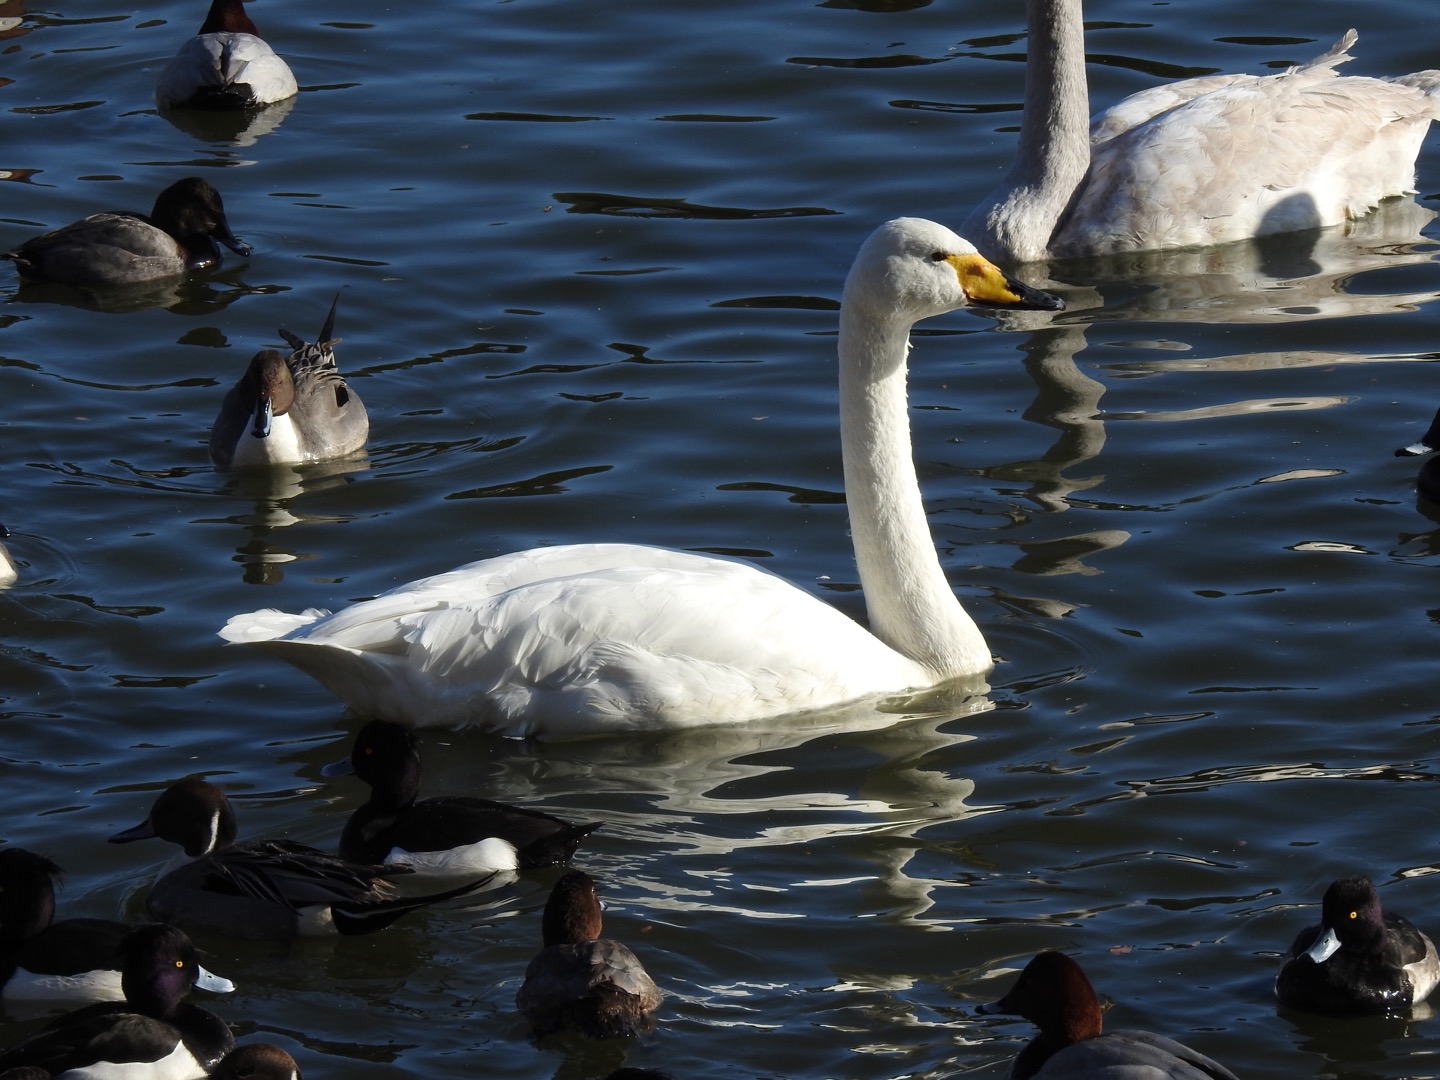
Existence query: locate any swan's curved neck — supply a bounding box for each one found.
[838,303,990,680]
[964,0,1091,263]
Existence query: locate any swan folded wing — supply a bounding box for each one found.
[223,544,931,733]
[219,607,332,644]
[1090,74,1251,148]
[1065,64,1440,253]
[402,563,925,731]
[1090,32,1358,148]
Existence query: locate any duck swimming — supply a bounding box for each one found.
[218,217,1062,738]
[209,297,370,469]
[4,177,251,287]
[0,524,15,587]
[156,0,298,110]
[0,923,235,1080]
[961,0,1440,262]
[322,719,602,876]
[0,848,134,1005]
[1395,405,1440,503]
[516,870,661,1039]
[977,951,1239,1079]
[108,778,491,939]
[1275,875,1440,1016]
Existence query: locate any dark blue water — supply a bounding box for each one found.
[3,0,1440,1076]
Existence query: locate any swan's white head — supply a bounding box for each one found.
[844,217,1064,322]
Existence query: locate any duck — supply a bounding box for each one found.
[976,951,1239,1079]
[0,848,135,1005]
[0,923,235,1079]
[217,217,1063,738]
[515,870,662,1038]
[1395,406,1440,503]
[1275,875,1440,1016]
[4,177,251,287]
[320,719,602,876]
[0,524,15,586]
[211,1043,302,1080]
[108,778,493,940]
[209,297,370,469]
[155,0,298,110]
[960,0,1440,262]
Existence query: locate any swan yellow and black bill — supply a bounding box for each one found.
[948,253,1064,312]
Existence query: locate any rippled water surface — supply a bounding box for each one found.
[3,0,1440,1076]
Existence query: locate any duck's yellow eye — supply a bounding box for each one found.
[174,960,185,969]
[1348,910,1358,920]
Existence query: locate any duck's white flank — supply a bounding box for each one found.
[384,838,521,876]
[3,968,124,1003]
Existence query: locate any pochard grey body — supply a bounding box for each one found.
[5,178,250,287]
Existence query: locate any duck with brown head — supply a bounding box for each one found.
[977,951,1238,1079]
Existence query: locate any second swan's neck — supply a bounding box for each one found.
[963,0,1091,264]
[838,304,990,680]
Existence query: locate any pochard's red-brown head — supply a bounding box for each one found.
[541,870,604,947]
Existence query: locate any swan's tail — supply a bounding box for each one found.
[219,608,330,644]
[1294,30,1357,75]
[218,615,440,726]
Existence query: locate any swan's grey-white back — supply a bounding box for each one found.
[963,0,1440,262]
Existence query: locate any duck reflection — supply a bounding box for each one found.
[9,272,271,315]
[215,456,370,584]
[158,97,296,148]
[0,2,25,55]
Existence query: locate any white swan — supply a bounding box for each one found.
[961,0,1440,262]
[220,218,1063,738]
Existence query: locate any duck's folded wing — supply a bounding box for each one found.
[204,842,402,910]
[1063,1031,1239,1080]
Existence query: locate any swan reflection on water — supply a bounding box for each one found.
[1053,197,1439,325]
[389,690,996,927]
[979,197,1440,517]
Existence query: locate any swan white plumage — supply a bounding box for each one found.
[220,218,1063,738]
[961,0,1440,262]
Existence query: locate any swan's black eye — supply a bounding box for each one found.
[928,251,947,262]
